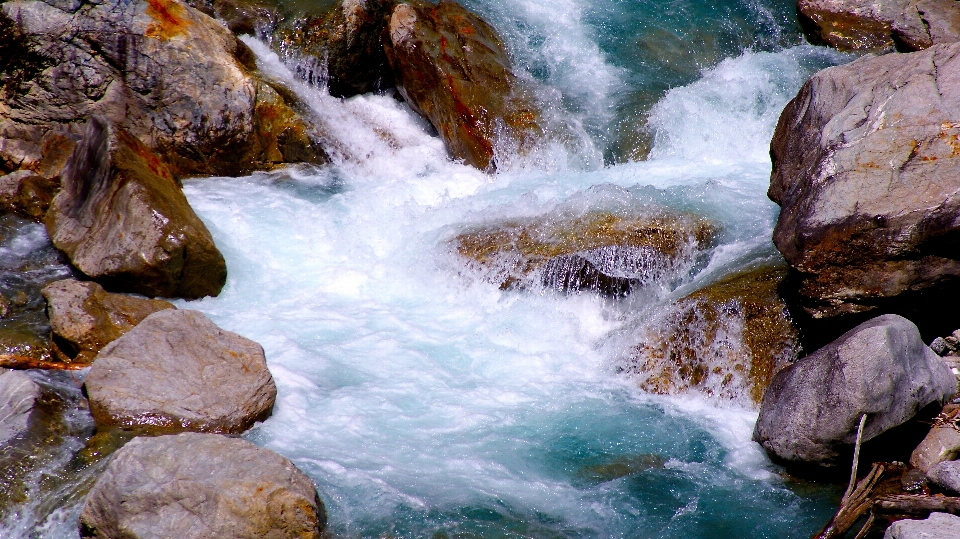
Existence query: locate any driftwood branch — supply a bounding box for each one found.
[843,414,868,503]
[811,462,886,539]
[872,495,960,517]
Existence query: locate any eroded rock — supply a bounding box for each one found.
[883,512,960,539]
[621,266,798,405]
[797,0,960,52]
[42,279,175,366]
[79,432,325,539]
[46,118,227,299]
[384,0,543,170]
[0,0,325,180]
[455,208,717,296]
[84,309,276,434]
[753,314,957,466]
[770,42,960,321]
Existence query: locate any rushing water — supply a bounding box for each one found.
[1,0,859,537]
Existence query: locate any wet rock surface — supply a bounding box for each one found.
[622,266,799,405]
[927,459,960,493]
[797,0,960,51]
[84,309,276,434]
[0,368,41,444]
[754,314,957,466]
[883,512,960,538]
[769,42,960,322]
[0,0,325,180]
[455,209,717,296]
[384,0,543,170]
[78,432,326,539]
[45,118,227,300]
[42,279,175,366]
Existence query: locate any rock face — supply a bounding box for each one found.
[753,314,957,466]
[45,118,227,299]
[274,0,396,97]
[455,209,717,297]
[927,459,960,493]
[0,368,41,445]
[769,42,960,321]
[622,266,799,405]
[78,432,325,539]
[384,0,543,170]
[42,279,175,366]
[0,0,325,182]
[84,309,276,434]
[797,0,960,51]
[883,512,960,539]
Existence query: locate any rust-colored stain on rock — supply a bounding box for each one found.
[145,0,192,40]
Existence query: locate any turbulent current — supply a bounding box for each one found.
[2,0,859,537]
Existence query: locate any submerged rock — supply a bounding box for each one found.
[84,309,276,434]
[622,266,798,405]
[882,512,960,539]
[797,0,960,51]
[42,279,175,366]
[274,0,396,97]
[45,118,227,299]
[78,432,326,539]
[754,314,957,466]
[455,209,717,296]
[0,0,326,179]
[384,0,543,170]
[769,42,960,321]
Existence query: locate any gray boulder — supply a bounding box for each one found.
[46,118,227,299]
[927,460,960,493]
[84,309,276,434]
[883,512,960,539]
[42,279,176,366]
[753,314,957,466]
[797,0,960,52]
[769,42,960,320]
[0,368,41,444]
[79,432,325,539]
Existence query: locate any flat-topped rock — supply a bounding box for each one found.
[42,279,175,366]
[84,309,276,434]
[79,432,325,539]
[883,512,960,539]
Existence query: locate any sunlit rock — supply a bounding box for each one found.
[797,0,960,52]
[384,0,544,171]
[42,279,175,367]
[619,266,798,405]
[46,118,227,299]
[754,314,957,466]
[770,42,960,323]
[84,309,276,434]
[79,432,326,539]
[455,209,717,297]
[0,368,41,445]
[0,0,326,179]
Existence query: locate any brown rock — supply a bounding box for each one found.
[42,279,175,366]
[0,0,326,179]
[45,117,227,299]
[769,42,960,320]
[620,266,799,405]
[84,309,276,434]
[911,406,960,472]
[797,0,960,52]
[455,209,717,297]
[384,0,543,171]
[79,432,325,539]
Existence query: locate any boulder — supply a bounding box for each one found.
[45,117,227,299]
[911,406,960,472]
[455,209,717,297]
[78,432,325,539]
[622,266,798,405]
[84,309,276,434]
[927,460,960,493]
[384,0,543,171]
[797,0,960,52]
[273,0,396,97]
[0,0,325,180]
[42,279,175,366]
[769,42,960,321]
[883,512,960,539]
[0,368,41,445]
[753,314,957,466]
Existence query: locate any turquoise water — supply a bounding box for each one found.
[1,1,855,537]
